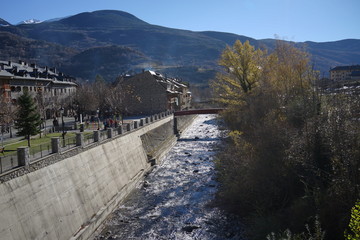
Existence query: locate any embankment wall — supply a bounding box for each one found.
[141,115,197,164]
[0,115,197,240]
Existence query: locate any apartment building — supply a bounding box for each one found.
[120,70,191,115]
[0,60,77,118]
[330,65,360,82]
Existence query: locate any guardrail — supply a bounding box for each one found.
[0,111,173,175]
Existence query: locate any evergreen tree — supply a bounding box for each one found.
[15,91,42,147]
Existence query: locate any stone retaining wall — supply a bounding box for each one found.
[0,115,181,240]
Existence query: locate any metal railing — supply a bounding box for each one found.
[61,135,77,150]
[29,142,52,160]
[84,132,94,145]
[0,151,18,174]
[100,129,108,141]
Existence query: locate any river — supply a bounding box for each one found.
[92,115,244,240]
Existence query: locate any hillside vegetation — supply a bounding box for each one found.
[212,40,360,239]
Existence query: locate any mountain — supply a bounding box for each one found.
[18,19,42,25]
[61,45,151,81]
[0,31,78,66]
[0,10,359,85]
[9,10,226,66]
[301,40,360,74]
[0,18,11,26]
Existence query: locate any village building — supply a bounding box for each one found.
[0,60,78,118]
[120,70,191,115]
[330,65,360,82]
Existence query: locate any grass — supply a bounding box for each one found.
[1,132,92,157]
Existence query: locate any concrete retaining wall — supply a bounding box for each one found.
[0,116,178,240]
[141,114,197,165]
[176,115,198,134]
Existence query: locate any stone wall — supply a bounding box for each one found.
[0,116,177,240]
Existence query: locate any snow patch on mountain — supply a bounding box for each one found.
[18,19,42,25]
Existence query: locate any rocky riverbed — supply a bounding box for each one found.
[91,115,244,240]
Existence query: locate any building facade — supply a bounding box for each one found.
[0,60,78,118]
[330,65,360,82]
[121,71,191,115]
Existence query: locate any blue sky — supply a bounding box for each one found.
[1,0,359,42]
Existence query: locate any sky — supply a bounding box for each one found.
[0,0,359,42]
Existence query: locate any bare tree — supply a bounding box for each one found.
[0,94,17,146]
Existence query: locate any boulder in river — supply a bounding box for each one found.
[182,225,201,233]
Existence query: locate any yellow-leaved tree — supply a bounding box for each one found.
[211,40,267,106]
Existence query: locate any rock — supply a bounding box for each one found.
[194,136,200,140]
[143,181,150,188]
[182,225,201,233]
[193,170,199,173]
[226,232,234,238]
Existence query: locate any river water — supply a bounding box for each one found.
[92,115,244,240]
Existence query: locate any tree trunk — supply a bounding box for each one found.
[27,135,31,147]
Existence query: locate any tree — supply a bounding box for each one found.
[0,94,17,146]
[15,91,42,147]
[75,83,99,115]
[105,76,140,120]
[345,200,360,240]
[93,74,110,114]
[212,40,267,106]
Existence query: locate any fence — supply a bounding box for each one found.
[99,129,108,141]
[29,142,52,160]
[0,111,173,175]
[84,132,94,145]
[61,135,77,150]
[0,151,18,174]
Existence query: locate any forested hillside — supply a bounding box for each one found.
[0,10,359,85]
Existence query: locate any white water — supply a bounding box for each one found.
[92,115,243,240]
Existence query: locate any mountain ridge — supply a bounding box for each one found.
[0,10,359,85]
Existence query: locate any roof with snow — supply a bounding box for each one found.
[0,60,77,85]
